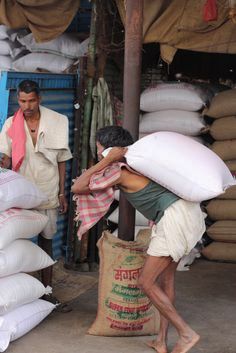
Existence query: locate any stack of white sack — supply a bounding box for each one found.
[0,25,26,71]
[201,89,236,262]
[139,82,211,143]
[107,190,150,239]
[12,32,89,73]
[0,168,55,352]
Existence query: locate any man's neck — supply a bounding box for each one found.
[24,111,40,122]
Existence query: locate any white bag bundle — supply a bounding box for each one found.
[108,207,149,226]
[0,168,48,211]
[0,208,48,249]
[0,239,55,277]
[140,82,207,112]
[0,299,55,352]
[0,26,9,40]
[139,110,207,136]
[0,56,12,70]
[12,52,74,73]
[17,33,89,59]
[124,132,235,202]
[0,273,51,315]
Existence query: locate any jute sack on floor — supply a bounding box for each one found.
[88,231,160,336]
[206,200,236,221]
[201,242,236,262]
[211,140,236,161]
[203,89,236,118]
[209,116,236,140]
[218,185,236,199]
[207,221,236,242]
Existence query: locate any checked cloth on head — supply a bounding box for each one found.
[73,162,135,240]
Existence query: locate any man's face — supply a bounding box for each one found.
[18,91,41,118]
[96,141,105,161]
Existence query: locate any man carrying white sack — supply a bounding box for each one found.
[71,126,206,353]
[0,80,72,311]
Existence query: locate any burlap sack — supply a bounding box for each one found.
[203,89,236,118]
[206,200,236,220]
[201,242,236,262]
[207,221,236,242]
[225,160,236,172]
[218,185,236,199]
[211,140,236,160]
[88,231,160,336]
[209,116,236,140]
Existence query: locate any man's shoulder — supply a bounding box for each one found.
[40,105,68,123]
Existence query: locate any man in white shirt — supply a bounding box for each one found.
[0,80,72,304]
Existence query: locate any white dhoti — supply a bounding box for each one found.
[147,199,206,262]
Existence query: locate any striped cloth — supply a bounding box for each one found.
[73,162,133,240]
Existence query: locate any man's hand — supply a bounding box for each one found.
[58,194,68,214]
[0,154,11,169]
[106,147,128,163]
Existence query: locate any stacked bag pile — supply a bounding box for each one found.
[12,32,89,73]
[0,167,56,352]
[0,25,26,71]
[139,82,211,142]
[0,25,89,74]
[202,89,236,262]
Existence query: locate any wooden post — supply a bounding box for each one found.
[118,0,143,241]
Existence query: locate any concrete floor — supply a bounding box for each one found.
[5,258,236,353]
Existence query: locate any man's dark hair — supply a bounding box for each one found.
[17,80,40,96]
[96,125,134,149]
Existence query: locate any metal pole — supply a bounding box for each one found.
[118,0,143,241]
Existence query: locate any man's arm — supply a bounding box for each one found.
[71,147,127,194]
[58,161,67,214]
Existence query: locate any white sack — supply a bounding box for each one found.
[0,40,23,58]
[125,132,235,202]
[17,33,89,59]
[0,239,55,277]
[0,168,48,212]
[108,207,149,226]
[12,53,74,73]
[0,299,55,352]
[0,273,51,315]
[139,110,206,136]
[140,82,207,112]
[0,208,48,249]
[0,56,12,70]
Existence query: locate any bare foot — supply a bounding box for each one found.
[146,339,168,353]
[171,331,200,353]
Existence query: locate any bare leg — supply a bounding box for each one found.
[138,256,199,353]
[147,261,179,353]
[38,235,53,287]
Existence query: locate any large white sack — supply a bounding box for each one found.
[12,52,74,73]
[140,82,207,112]
[0,239,55,278]
[108,207,149,226]
[0,55,12,70]
[0,273,51,315]
[0,168,48,212]
[139,110,207,136]
[125,132,235,202]
[0,208,48,249]
[0,299,55,352]
[17,33,89,59]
